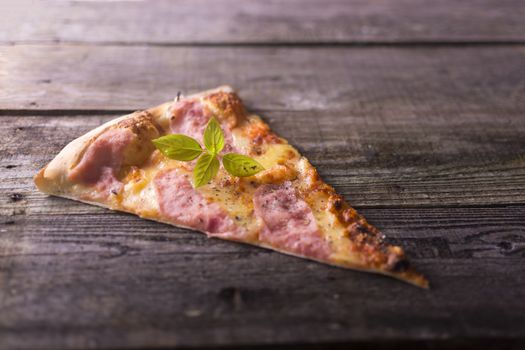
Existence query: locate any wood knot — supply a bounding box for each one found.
[9,193,23,202]
[218,287,244,311]
[497,241,512,251]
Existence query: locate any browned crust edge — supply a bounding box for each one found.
[34,85,428,288]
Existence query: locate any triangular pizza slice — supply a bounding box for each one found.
[35,86,428,288]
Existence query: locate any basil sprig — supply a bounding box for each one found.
[152,134,203,161]
[152,117,264,188]
[222,153,264,177]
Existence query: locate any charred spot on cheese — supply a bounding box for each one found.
[244,117,282,149]
[203,91,246,128]
[341,214,416,274]
[327,194,344,212]
[117,110,161,137]
[347,220,381,242]
[341,207,360,222]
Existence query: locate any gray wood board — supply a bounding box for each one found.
[2,0,525,45]
[2,50,525,344]
[1,45,524,114]
[1,113,524,348]
[1,10,525,347]
[1,185,525,348]
[1,114,525,208]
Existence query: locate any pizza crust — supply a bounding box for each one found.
[34,85,429,288]
[34,86,234,195]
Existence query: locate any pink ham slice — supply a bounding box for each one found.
[169,99,236,152]
[253,182,332,260]
[154,168,244,239]
[69,128,135,196]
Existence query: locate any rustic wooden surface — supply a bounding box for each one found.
[1,1,525,349]
[2,45,525,112]
[3,0,525,44]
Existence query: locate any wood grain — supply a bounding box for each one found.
[2,114,523,348]
[2,111,524,207]
[1,195,524,349]
[2,2,525,347]
[2,0,525,45]
[1,45,525,113]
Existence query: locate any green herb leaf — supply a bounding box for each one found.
[152,134,203,161]
[203,117,224,154]
[193,153,220,188]
[152,114,265,187]
[222,153,264,177]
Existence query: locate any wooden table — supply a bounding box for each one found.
[1,1,525,349]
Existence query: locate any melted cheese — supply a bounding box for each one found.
[306,191,355,264]
[198,173,260,240]
[116,113,352,255]
[122,167,159,218]
[42,91,427,287]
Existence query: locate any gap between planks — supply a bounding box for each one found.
[3,40,525,48]
[0,109,298,116]
[2,111,525,209]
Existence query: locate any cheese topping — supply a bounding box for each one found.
[49,90,427,288]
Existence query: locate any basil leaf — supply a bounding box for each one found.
[193,153,220,188]
[152,134,203,161]
[203,117,224,154]
[222,153,264,177]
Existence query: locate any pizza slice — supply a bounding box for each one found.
[34,86,428,288]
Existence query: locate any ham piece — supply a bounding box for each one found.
[253,181,332,260]
[169,99,236,152]
[69,128,135,196]
[154,168,244,238]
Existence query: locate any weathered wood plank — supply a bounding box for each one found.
[3,194,525,260]
[2,0,525,45]
[1,114,524,207]
[2,115,523,349]
[1,194,524,349]
[1,45,525,113]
